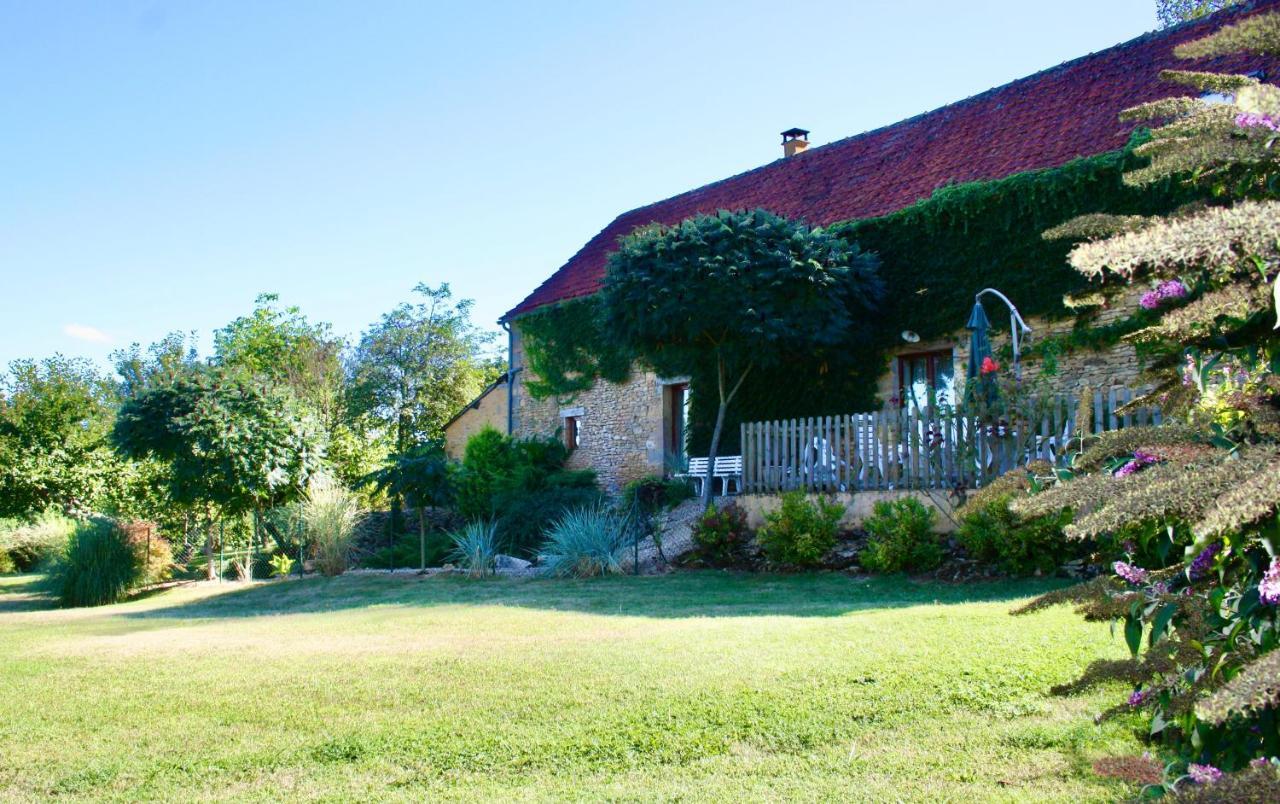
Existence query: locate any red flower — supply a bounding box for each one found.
[980,356,1000,376]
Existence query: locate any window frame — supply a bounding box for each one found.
[897,349,955,411]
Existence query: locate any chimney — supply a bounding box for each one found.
[781,127,810,158]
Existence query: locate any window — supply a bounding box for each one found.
[563,415,580,451]
[560,406,584,451]
[664,382,690,466]
[898,350,955,411]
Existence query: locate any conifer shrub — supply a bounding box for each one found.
[860,497,942,574]
[756,491,844,568]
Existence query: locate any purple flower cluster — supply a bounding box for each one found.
[1183,354,1197,387]
[1187,763,1223,784]
[1236,112,1280,131]
[1115,450,1160,478]
[1189,542,1222,581]
[1260,557,1280,606]
[1114,561,1149,585]
[1139,280,1189,310]
[1128,689,1147,708]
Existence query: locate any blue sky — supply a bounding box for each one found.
[1,0,1160,371]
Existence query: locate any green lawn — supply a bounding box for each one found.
[0,572,1143,802]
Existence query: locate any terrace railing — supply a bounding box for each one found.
[739,386,1162,494]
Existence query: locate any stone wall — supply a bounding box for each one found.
[509,325,667,494]
[877,284,1148,407]
[512,285,1149,492]
[443,379,509,459]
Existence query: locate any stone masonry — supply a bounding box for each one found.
[513,285,1150,492]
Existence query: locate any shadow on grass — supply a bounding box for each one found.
[124,570,1072,622]
[0,574,57,613]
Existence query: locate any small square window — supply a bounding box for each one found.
[563,416,581,451]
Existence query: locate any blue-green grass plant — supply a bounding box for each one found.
[540,504,628,578]
[449,520,499,578]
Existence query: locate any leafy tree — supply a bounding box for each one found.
[601,209,882,503]
[1157,0,1241,28]
[112,332,202,399]
[214,294,382,490]
[214,294,345,419]
[362,441,453,570]
[348,283,496,454]
[112,368,321,577]
[0,356,119,518]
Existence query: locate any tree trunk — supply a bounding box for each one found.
[702,403,727,507]
[418,504,427,571]
[701,355,753,507]
[204,509,215,581]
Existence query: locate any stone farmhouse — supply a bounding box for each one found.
[485,2,1280,494]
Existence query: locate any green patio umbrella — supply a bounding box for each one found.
[966,300,993,380]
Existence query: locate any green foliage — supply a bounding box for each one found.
[449,520,499,578]
[756,491,844,568]
[0,511,77,572]
[47,518,140,607]
[304,479,363,577]
[956,494,1076,575]
[112,368,321,516]
[540,504,628,578]
[1157,0,1243,29]
[861,497,942,574]
[621,475,694,515]
[519,142,1199,459]
[0,356,121,519]
[348,283,496,452]
[691,504,752,566]
[268,552,296,578]
[363,442,454,513]
[601,209,881,500]
[517,296,633,399]
[455,427,602,557]
[833,138,1200,374]
[1013,16,1280,785]
[211,294,378,489]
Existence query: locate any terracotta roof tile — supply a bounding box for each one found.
[503,2,1280,321]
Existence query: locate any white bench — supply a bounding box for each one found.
[676,455,743,496]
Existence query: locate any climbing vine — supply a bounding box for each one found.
[515,133,1204,453]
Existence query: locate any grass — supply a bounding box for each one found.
[0,571,1144,802]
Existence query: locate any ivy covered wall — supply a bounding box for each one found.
[516,136,1205,458]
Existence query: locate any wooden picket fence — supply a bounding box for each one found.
[739,386,1163,494]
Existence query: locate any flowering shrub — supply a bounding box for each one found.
[691,505,752,566]
[756,492,843,568]
[1139,279,1189,310]
[860,497,942,574]
[1013,15,1280,796]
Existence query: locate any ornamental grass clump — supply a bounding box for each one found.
[540,504,628,578]
[304,477,363,577]
[47,518,141,608]
[448,520,498,578]
[0,511,77,573]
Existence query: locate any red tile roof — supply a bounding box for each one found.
[503,1,1280,321]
